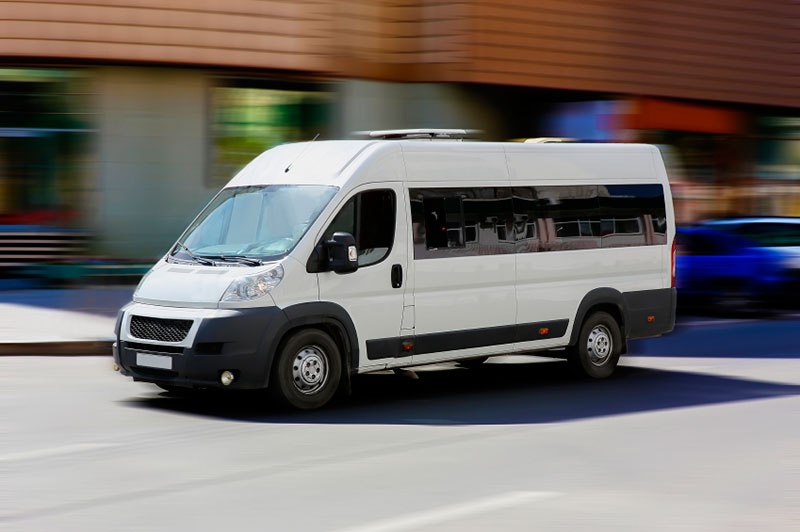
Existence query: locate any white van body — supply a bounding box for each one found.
[114,131,676,409]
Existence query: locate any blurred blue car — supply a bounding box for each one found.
[701,217,800,306]
[675,225,789,313]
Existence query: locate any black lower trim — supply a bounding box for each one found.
[115,306,288,389]
[623,287,676,339]
[366,319,568,360]
[570,287,676,346]
[114,301,361,391]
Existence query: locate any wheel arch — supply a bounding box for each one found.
[570,288,628,353]
[260,302,359,391]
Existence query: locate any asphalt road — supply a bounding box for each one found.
[2,317,799,531]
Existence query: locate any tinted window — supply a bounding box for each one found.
[601,184,667,247]
[411,184,667,259]
[324,189,396,266]
[411,188,514,259]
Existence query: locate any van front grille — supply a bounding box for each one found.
[129,316,192,343]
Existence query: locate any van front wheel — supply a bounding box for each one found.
[270,329,342,410]
[568,312,621,379]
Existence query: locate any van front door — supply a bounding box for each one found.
[316,184,410,371]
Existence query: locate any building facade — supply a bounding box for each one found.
[1,0,798,265]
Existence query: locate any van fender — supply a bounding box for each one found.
[569,288,628,351]
[259,302,359,388]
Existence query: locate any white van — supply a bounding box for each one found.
[113,129,676,409]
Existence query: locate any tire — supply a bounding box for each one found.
[567,311,622,379]
[270,329,342,410]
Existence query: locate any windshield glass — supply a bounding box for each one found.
[171,185,337,263]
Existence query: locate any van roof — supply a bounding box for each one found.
[227,140,384,187]
[225,138,662,188]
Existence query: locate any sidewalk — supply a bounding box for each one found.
[0,286,135,355]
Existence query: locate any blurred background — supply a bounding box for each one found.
[0,0,798,314]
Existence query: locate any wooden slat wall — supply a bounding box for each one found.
[328,0,465,79]
[0,0,335,72]
[1,0,797,107]
[459,0,799,107]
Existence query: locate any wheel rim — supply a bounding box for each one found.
[586,324,613,365]
[292,345,329,395]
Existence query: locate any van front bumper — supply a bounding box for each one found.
[113,303,288,390]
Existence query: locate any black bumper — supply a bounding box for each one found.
[623,287,677,339]
[114,306,288,390]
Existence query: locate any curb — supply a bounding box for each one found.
[0,341,113,356]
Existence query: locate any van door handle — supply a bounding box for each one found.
[391,264,403,288]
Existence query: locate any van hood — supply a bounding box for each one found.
[133,260,277,308]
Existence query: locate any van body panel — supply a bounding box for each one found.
[410,254,516,341]
[227,141,379,188]
[268,255,320,309]
[515,246,664,341]
[402,144,509,186]
[504,144,661,183]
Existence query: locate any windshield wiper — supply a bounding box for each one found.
[173,241,215,266]
[214,255,263,266]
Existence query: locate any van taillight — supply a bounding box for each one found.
[671,237,677,288]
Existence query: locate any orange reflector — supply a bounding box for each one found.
[647,315,656,323]
[402,341,414,352]
[539,327,549,335]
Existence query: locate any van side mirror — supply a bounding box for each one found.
[326,232,359,273]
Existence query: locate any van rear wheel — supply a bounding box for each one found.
[270,329,342,410]
[568,311,621,379]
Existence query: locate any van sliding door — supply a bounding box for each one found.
[409,187,517,362]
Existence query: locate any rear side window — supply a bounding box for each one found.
[410,184,667,259]
[323,189,396,266]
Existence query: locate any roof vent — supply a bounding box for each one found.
[354,129,475,140]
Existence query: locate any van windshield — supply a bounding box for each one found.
[171,185,338,264]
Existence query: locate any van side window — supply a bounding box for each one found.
[411,184,667,259]
[324,189,396,266]
[422,197,454,249]
[411,188,514,259]
[602,184,667,246]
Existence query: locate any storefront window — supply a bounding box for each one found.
[208,78,333,187]
[0,69,94,227]
[757,117,800,181]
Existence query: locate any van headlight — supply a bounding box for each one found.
[221,264,284,302]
